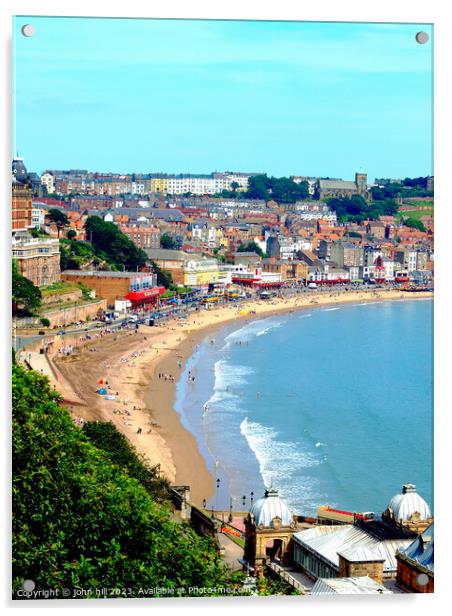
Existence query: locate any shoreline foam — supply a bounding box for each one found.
[48,289,432,507]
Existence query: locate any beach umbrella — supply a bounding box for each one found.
[98,378,105,384]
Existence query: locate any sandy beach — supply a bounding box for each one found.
[50,288,432,506]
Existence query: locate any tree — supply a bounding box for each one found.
[326,194,398,223]
[12,261,41,315]
[246,174,270,200]
[237,241,265,258]
[66,229,77,240]
[12,364,229,597]
[404,217,426,232]
[231,181,240,193]
[47,208,69,237]
[148,259,173,288]
[245,175,309,203]
[84,216,147,270]
[160,233,176,250]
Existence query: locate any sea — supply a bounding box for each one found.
[174,298,433,517]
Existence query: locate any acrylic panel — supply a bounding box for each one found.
[12,16,434,600]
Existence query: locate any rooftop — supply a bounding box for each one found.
[311,576,393,595]
[250,488,294,528]
[319,179,357,191]
[294,524,412,573]
[62,270,152,278]
[397,523,434,574]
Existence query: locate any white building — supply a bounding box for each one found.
[40,172,55,194]
[382,258,396,281]
[165,172,252,196]
[114,298,132,313]
[31,206,45,229]
[290,176,317,196]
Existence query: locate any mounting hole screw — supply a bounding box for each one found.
[416,573,429,586]
[21,24,35,37]
[415,31,429,44]
[23,579,35,591]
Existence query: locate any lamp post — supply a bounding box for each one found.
[250,491,254,506]
[215,478,221,517]
[229,497,233,523]
[202,498,206,510]
[242,495,247,511]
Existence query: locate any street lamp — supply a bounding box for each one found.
[202,498,206,510]
[229,497,233,523]
[242,495,247,510]
[250,491,254,506]
[215,478,221,516]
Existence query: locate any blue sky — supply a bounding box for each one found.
[13,17,433,180]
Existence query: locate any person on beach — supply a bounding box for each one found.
[137,427,142,434]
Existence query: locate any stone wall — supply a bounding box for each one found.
[40,300,107,327]
[41,289,83,305]
[339,556,384,584]
[61,273,131,305]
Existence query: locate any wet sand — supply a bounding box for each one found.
[52,288,432,507]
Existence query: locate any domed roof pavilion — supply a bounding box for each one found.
[250,488,294,528]
[383,484,432,533]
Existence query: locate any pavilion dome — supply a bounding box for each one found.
[386,484,432,522]
[250,488,293,527]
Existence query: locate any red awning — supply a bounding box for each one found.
[126,287,165,302]
[252,280,283,287]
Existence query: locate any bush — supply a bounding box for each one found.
[40,317,50,327]
[82,421,171,503]
[12,365,228,598]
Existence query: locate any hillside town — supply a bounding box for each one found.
[13,159,433,326]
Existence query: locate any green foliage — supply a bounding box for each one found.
[346,231,362,238]
[85,216,148,270]
[59,240,91,271]
[326,195,398,223]
[67,229,77,240]
[256,569,298,596]
[40,317,51,327]
[12,365,228,597]
[403,217,427,232]
[237,241,265,258]
[12,261,42,316]
[161,289,176,299]
[82,422,171,503]
[30,228,49,238]
[77,282,92,300]
[47,208,69,236]
[246,174,309,203]
[148,260,173,289]
[160,233,176,250]
[372,177,433,199]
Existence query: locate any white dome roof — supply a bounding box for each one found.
[250,488,293,527]
[387,484,431,522]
